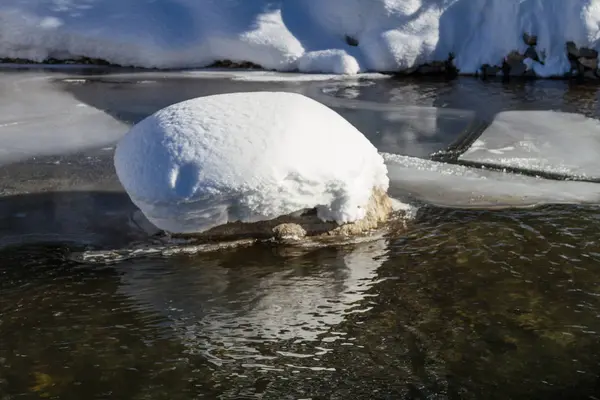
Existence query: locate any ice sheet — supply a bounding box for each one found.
[383,153,600,208]
[0,72,129,164]
[459,111,600,181]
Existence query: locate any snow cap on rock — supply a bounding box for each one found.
[114,91,389,234]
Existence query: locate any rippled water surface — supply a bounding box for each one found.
[2,72,600,399]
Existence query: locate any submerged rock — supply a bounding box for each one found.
[522,33,538,46]
[182,187,395,242]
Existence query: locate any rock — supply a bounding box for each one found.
[509,63,527,76]
[403,53,457,78]
[402,65,420,75]
[345,35,359,47]
[506,50,525,63]
[272,223,307,241]
[208,59,263,69]
[114,92,390,236]
[579,57,598,70]
[481,64,501,78]
[522,33,538,46]
[523,68,537,78]
[524,46,540,62]
[327,187,393,237]
[583,69,599,80]
[175,187,395,241]
[416,62,445,75]
[579,47,598,59]
[504,55,527,77]
[566,41,580,58]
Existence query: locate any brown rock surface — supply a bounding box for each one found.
[173,187,395,242]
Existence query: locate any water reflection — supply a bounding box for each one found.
[118,239,389,370]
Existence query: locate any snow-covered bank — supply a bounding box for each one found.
[114,92,392,236]
[1,0,600,77]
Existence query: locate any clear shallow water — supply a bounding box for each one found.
[2,71,600,399]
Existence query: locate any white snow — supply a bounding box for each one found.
[459,111,600,181]
[1,0,600,76]
[297,50,360,75]
[114,91,389,234]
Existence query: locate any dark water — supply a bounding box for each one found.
[2,73,600,399]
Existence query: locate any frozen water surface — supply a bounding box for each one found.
[1,70,600,250]
[459,111,600,181]
[0,71,128,165]
[384,153,600,208]
[5,69,600,400]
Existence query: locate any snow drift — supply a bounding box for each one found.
[114,91,389,234]
[1,0,600,76]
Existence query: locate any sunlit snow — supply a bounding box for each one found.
[114,91,389,234]
[1,0,599,75]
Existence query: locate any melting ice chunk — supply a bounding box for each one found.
[384,153,600,209]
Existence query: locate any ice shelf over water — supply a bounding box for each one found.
[459,111,600,181]
[0,73,128,165]
[114,91,389,234]
[383,153,600,208]
[1,0,600,75]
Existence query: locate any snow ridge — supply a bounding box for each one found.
[1,0,600,76]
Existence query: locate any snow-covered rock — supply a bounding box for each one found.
[1,0,600,76]
[114,92,390,235]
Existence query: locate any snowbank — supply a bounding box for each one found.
[1,0,599,76]
[114,92,389,234]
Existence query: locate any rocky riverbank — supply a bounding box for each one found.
[2,33,598,81]
[397,34,600,81]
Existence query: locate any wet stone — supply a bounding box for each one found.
[524,46,539,62]
[522,32,538,46]
[579,57,598,70]
[566,41,580,58]
[579,47,598,59]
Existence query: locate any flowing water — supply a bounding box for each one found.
[1,70,600,399]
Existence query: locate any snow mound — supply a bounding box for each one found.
[459,111,600,181]
[297,50,360,74]
[114,92,389,234]
[1,0,600,75]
